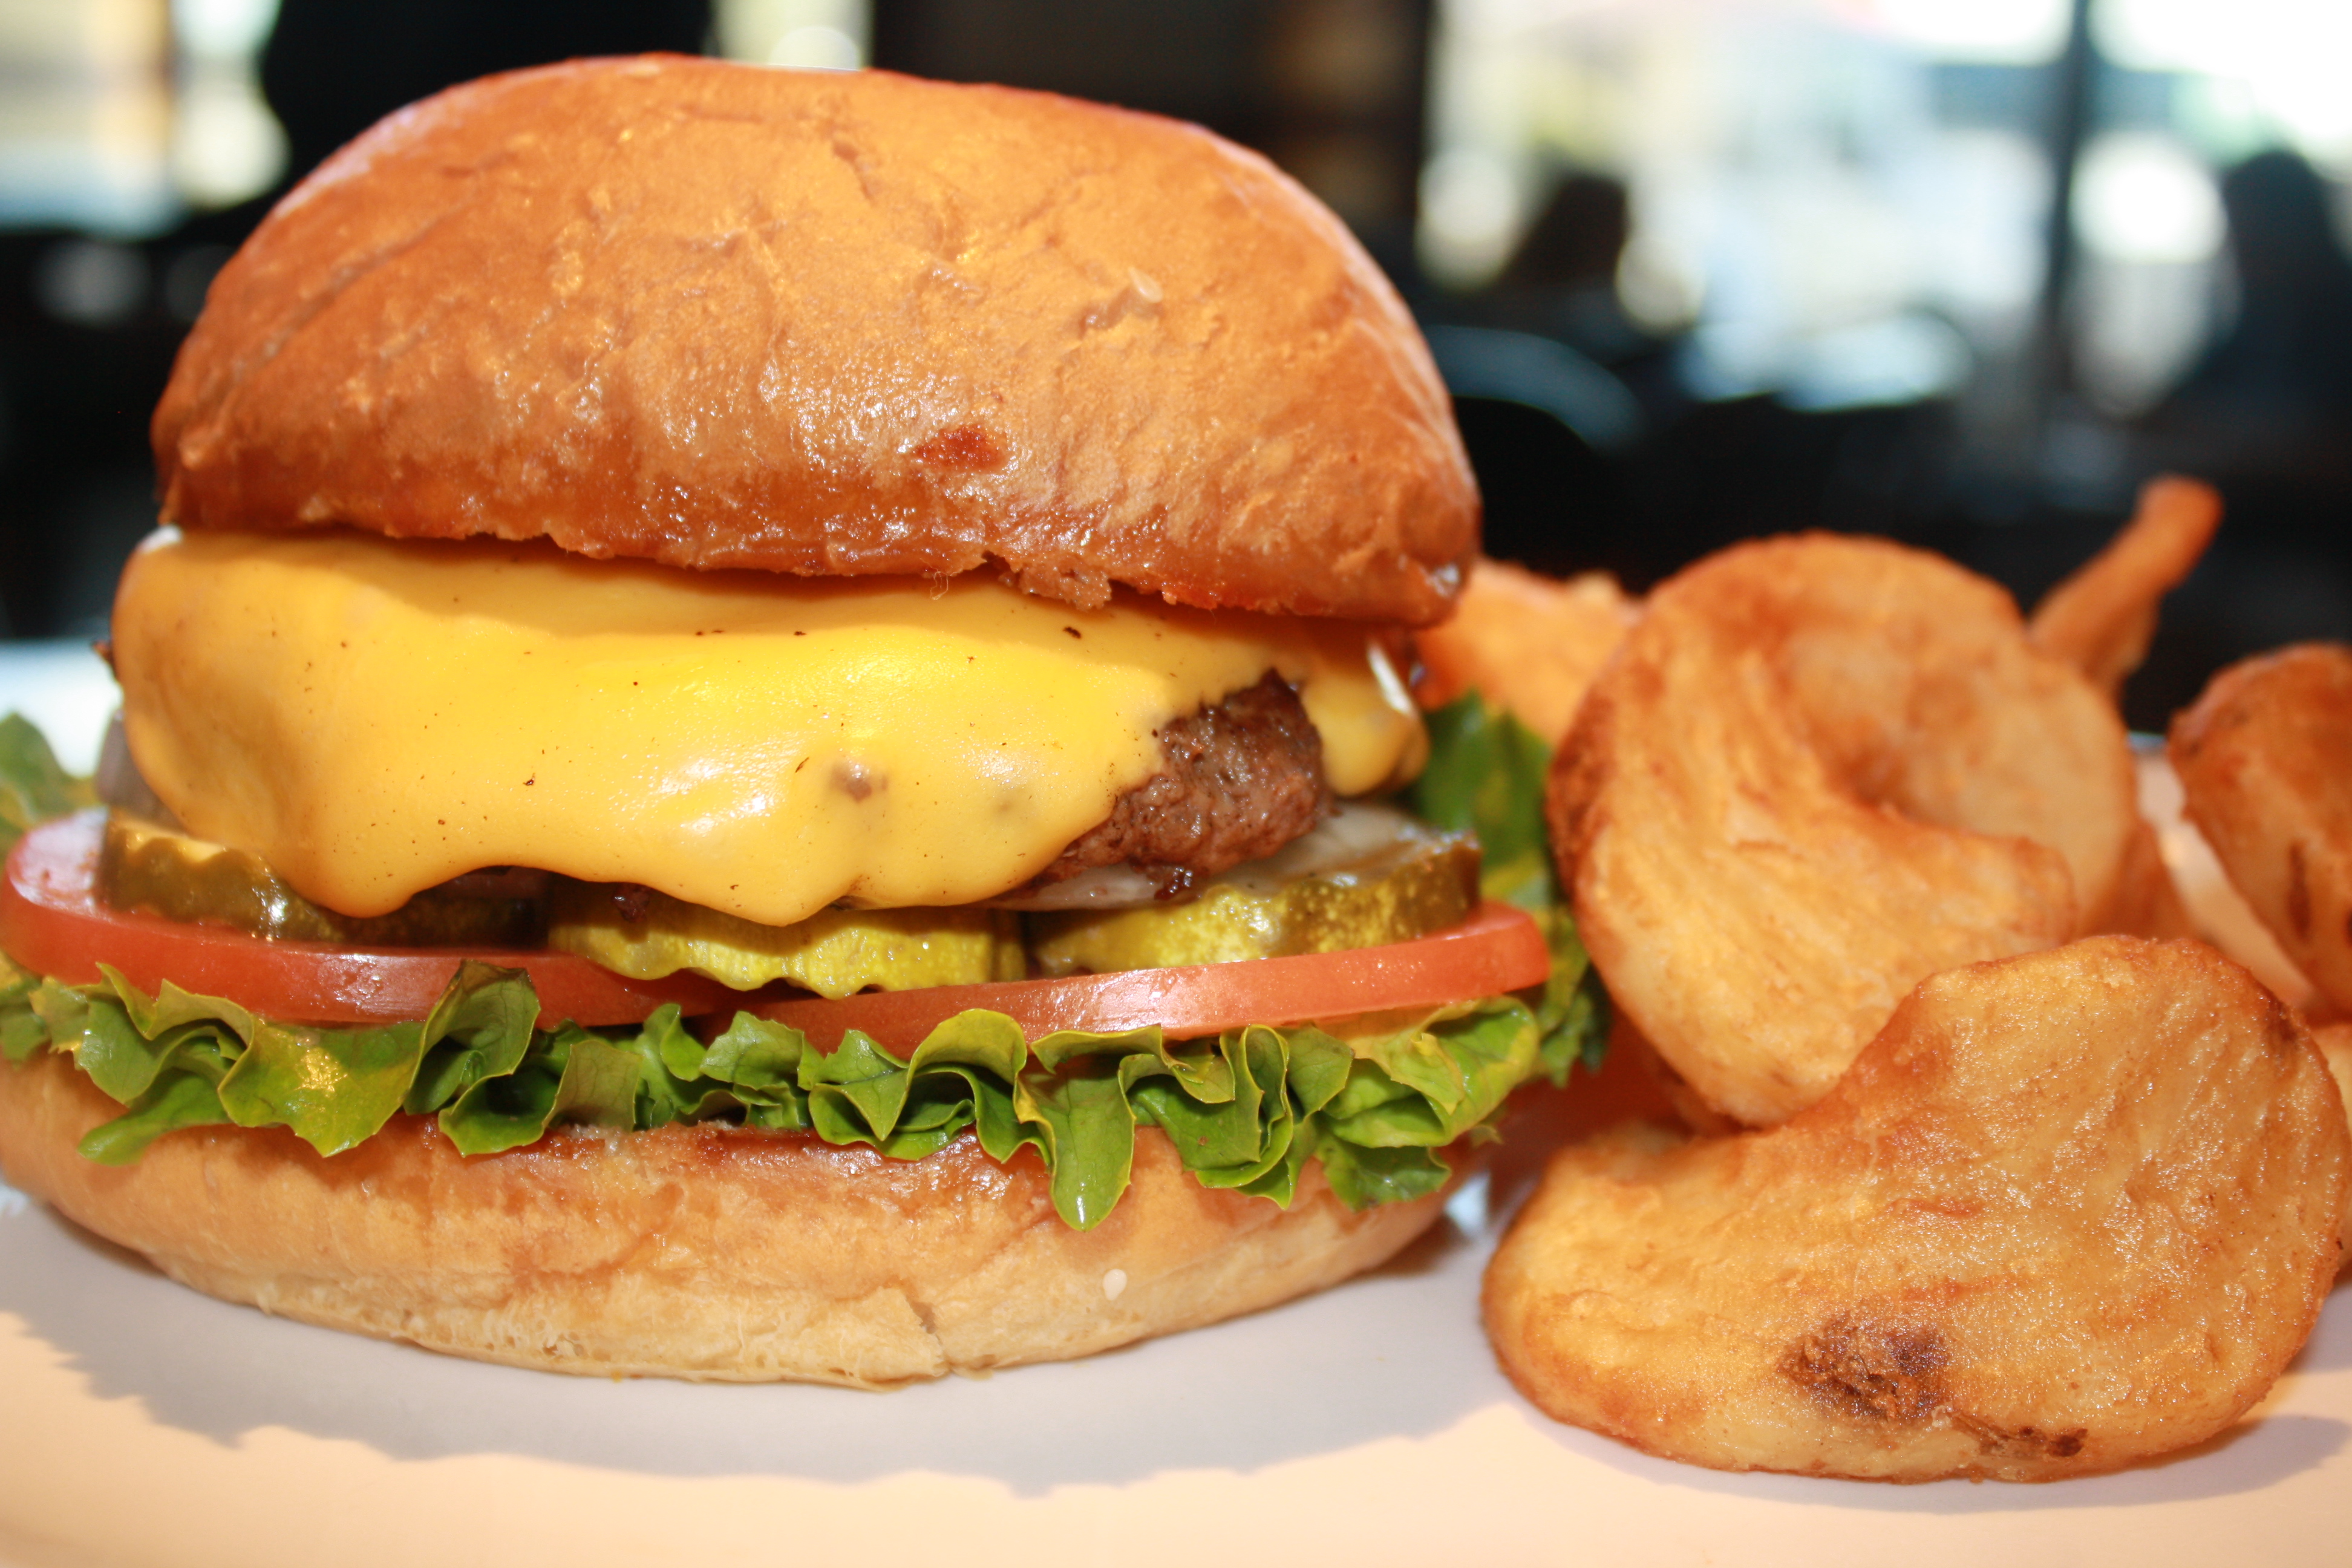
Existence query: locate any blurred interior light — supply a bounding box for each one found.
[2101,0,2352,163]
[771,25,860,71]
[1780,313,1971,411]
[2073,133,2224,264]
[1615,232,1704,333]
[1920,129,2048,332]
[716,0,871,70]
[165,0,287,208]
[1684,312,1969,411]
[172,70,286,206]
[1872,0,2069,63]
[171,0,280,60]
[1418,148,1520,286]
[34,240,149,327]
[2072,249,2215,416]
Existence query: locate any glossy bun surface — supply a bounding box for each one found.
[154,57,1476,623]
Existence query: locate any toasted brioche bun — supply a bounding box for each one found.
[84,56,1478,1383]
[152,56,1476,624]
[0,1051,1443,1385]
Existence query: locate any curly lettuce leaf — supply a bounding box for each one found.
[0,712,94,857]
[0,961,1563,1229]
[1409,693,1557,911]
[1538,910,1610,1079]
[0,954,42,1063]
[1410,691,1612,1079]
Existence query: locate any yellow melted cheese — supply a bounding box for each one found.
[113,529,1426,926]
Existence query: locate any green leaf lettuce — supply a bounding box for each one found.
[0,960,1576,1230]
[0,699,1612,1227]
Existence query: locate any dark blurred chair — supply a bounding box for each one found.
[1425,324,1640,578]
[1423,325,1641,456]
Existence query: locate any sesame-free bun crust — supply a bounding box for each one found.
[154,57,1476,624]
[0,1051,1442,1385]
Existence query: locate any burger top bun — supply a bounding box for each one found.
[154,56,1477,625]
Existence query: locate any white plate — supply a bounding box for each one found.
[4,652,2348,1567]
[4,1159,2350,1568]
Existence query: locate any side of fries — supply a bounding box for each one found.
[1444,477,2352,1482]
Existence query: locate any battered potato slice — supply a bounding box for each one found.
[1413,557,1638,740]
[2030,475,2222,703]
[2171,643,2352,1016]
[2316,1022,2352,1257]
[1553,534,2136,1125]
[2092,812,2197,941]
[1485,937,2349,1483]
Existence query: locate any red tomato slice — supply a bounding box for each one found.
[747,900,1551,1048]
[1,811,1552,1040]
[0,811,734,1027]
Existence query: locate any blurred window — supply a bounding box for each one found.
[0,0,282,236]
[1425,0,2053,412]
[1426,0,2352,419]
[0,0,175,233]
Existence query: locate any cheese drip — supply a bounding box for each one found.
[113,529,1426,926]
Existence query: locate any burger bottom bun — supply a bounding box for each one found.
[0,1052,1443,1387]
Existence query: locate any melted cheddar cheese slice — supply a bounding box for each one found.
[113,529,1425,926]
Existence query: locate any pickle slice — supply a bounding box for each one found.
[1028,804,1480,975]
[547,883,1025,996]
[97,812,546,947]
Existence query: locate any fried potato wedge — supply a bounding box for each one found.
[2316,1022,2352,1257]
[2093,814,2197,940]
[2030,475,2221,703]
[1485,937,2350,1483]
[2171,642,2352,1016]
[1413,557,1637,740]
[1552,534,2136,1124]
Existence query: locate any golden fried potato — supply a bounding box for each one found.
[2029,475,2221,703]
[2172,644,2352,1017]
[2316,1021,2352,1091]
[2089,815,2197,940]
[1413,557,1637,740]
[1485,937,2349,1483]
[2316,1022,2352,1258]
[1552,534,2136,1125]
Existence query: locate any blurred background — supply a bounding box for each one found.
[0,0,2345,730]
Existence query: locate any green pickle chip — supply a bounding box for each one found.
[97,814,542,947]
[1028,814,1479,974]
[547,882,1025,996]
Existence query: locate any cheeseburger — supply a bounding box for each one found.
[0,57,1588,1386]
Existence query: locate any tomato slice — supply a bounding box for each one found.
[747,900,1550,1048]
[1,811,1552,1040]
[0,811,736,1027]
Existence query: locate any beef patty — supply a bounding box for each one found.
[1031,671,1331,898]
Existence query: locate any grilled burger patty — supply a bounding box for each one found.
[1031,672,1331,897]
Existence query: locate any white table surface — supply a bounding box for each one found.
[5,1161,2350,1568]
